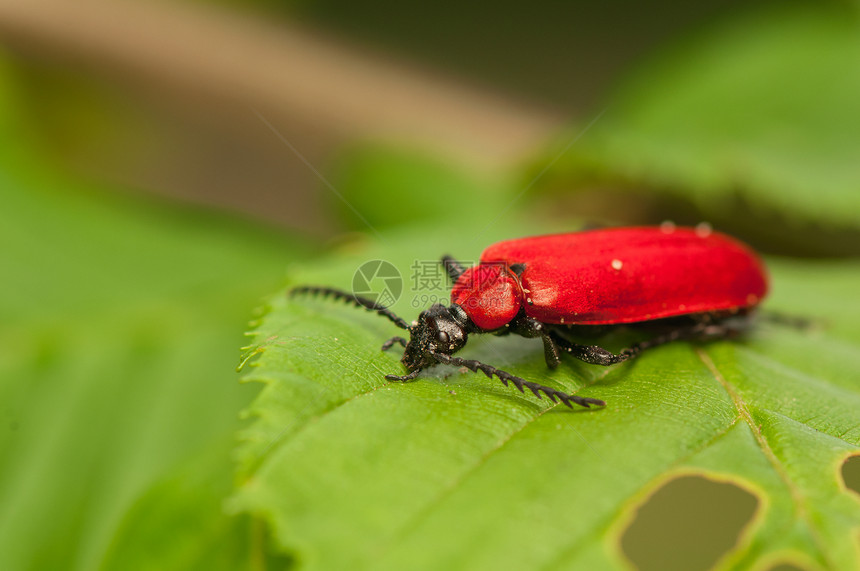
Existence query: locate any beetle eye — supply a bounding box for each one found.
[436,331,450,344]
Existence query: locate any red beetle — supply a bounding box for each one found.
[292,226,768,408]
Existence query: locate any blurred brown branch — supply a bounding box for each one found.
[0,0,563,169]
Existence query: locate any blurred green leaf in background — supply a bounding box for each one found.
[0,56,305,569]
[533,4,860,255]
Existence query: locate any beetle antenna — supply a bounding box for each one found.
[430,352,604,409]
[441,256,467,282]
[290,286,411,330]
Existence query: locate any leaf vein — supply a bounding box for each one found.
[696,347,836,569]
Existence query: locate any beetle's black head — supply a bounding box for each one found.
[402,304,470,371]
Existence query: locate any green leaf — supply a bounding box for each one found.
[537,6,860,241]
[234,232,860,570]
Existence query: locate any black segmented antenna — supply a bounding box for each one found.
[431,352,604,409]
[290,286,411,330]
[441,255,467,282]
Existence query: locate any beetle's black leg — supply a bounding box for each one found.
[549,335,636,366]
[290,286,411,330]
[381,336,408,351]
[507,316,562,369]
[441,256,467,282]
[385,369,422,382]
[429,351,604,408]
[541,336,562,370]
[760,311,817,331]
[547,315,752,366]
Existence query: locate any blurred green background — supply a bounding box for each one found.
[1,0,858,569]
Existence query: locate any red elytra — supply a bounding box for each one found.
[451,226,768,330]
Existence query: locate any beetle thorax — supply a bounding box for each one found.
[450,263,523,330]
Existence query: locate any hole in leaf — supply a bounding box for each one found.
[621,475,758,571]
[842,455,860,496]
